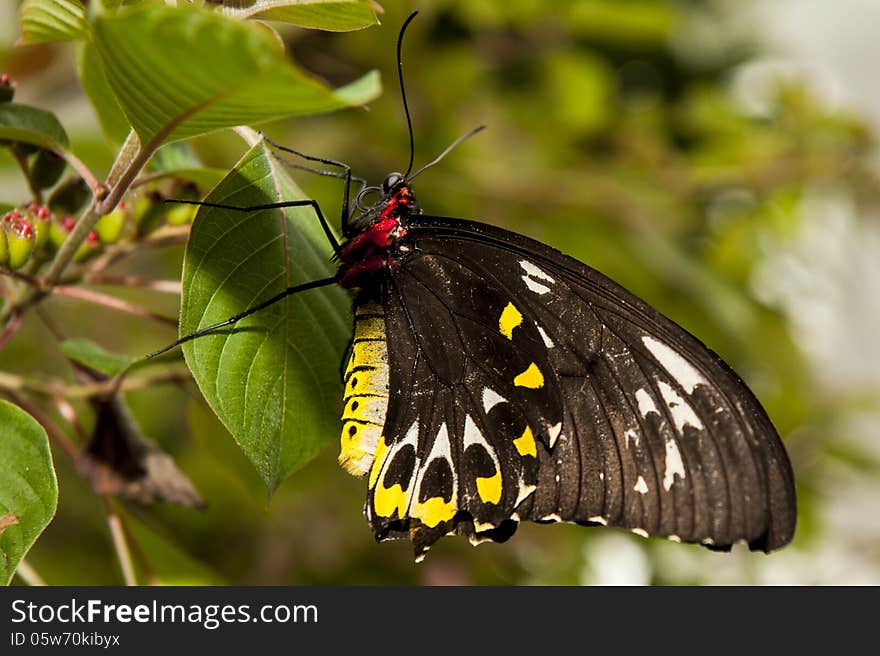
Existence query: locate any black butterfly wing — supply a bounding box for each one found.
[363,215,796,558]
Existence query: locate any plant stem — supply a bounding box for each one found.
[52,285,179,325]
[0,368,191,400]
[15,560,47,586]
[55,147,105,200]
[84,274,182,294]
[102,498,137,586]
[0,310,23,351]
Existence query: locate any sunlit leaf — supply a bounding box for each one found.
[181,141,349,491]
[77,42,131,144]
[18,0,89,44]
[92,4,381,147]
[219,0,380,32]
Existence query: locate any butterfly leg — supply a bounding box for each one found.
[260,134,362,237]
[146,275,338,358]
[164,198,341,256]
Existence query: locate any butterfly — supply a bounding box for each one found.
[162,12,796,561]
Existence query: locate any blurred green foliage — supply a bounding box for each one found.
[1,0,879,585]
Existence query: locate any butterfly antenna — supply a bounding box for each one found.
[398,11,419,178]
[408,125,487,181]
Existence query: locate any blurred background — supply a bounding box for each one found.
[1,0,879,584]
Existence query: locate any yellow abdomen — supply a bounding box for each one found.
[339,303,389,476]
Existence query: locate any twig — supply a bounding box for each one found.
[83,224,192,275]
[96,101,210,217]
[131,171,171,190]
[53,285,178,325]
[0,268,44,288]
[15,560,47,586]
[53,397,90,443]
[0,310,23,351]
[54,147,106,200]
[102,498,137,586]
[84,274,182,294]
[0,368,191,400]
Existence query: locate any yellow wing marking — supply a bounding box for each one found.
[374,482,409,519]
[369,435,389,489]
[498,302,523,340]
[476,472,502,504]
[514,362,544,388]
[411,497,456,528]
[513,425,537,457]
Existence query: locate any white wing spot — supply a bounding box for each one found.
[519,261,555,295]
[635,388,659,417]
[642,336,707,393]
[481,387,507,414]
[547,422,562,447]
[631,528,649,538]
[537,325,555,348]
[515,481,536,507]
[588,515,608,525]
[522,276,551,295]
[411,423,457,513]
[519,260,555,282]
[663,437,686,491]
[462,415,484,449]
[540,513,563,522]
[657,381,704,431]
[668,534,682,543]
[634,476,649,494]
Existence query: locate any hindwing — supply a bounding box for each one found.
[353,215,796,559]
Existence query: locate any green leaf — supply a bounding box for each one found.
[59,338,135,376]
[219,0,380,32]
[19,0,89,44]
[181,141,349,491]
[0,103,70,150]
[93,4,382,147]
[0,400,58,586]
[78,42,131,144]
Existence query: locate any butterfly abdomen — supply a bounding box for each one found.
[339,302,389,476]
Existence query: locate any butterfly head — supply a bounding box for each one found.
[349,174,421,233]
[337,174,420,288]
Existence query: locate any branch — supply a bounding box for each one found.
[83,274,182,295]
[54,146,106,201]
[53,285,179,325]
[0,368,191,400]
[15,560,47,586]
[102,498,137,586]
[0,310,23,352]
